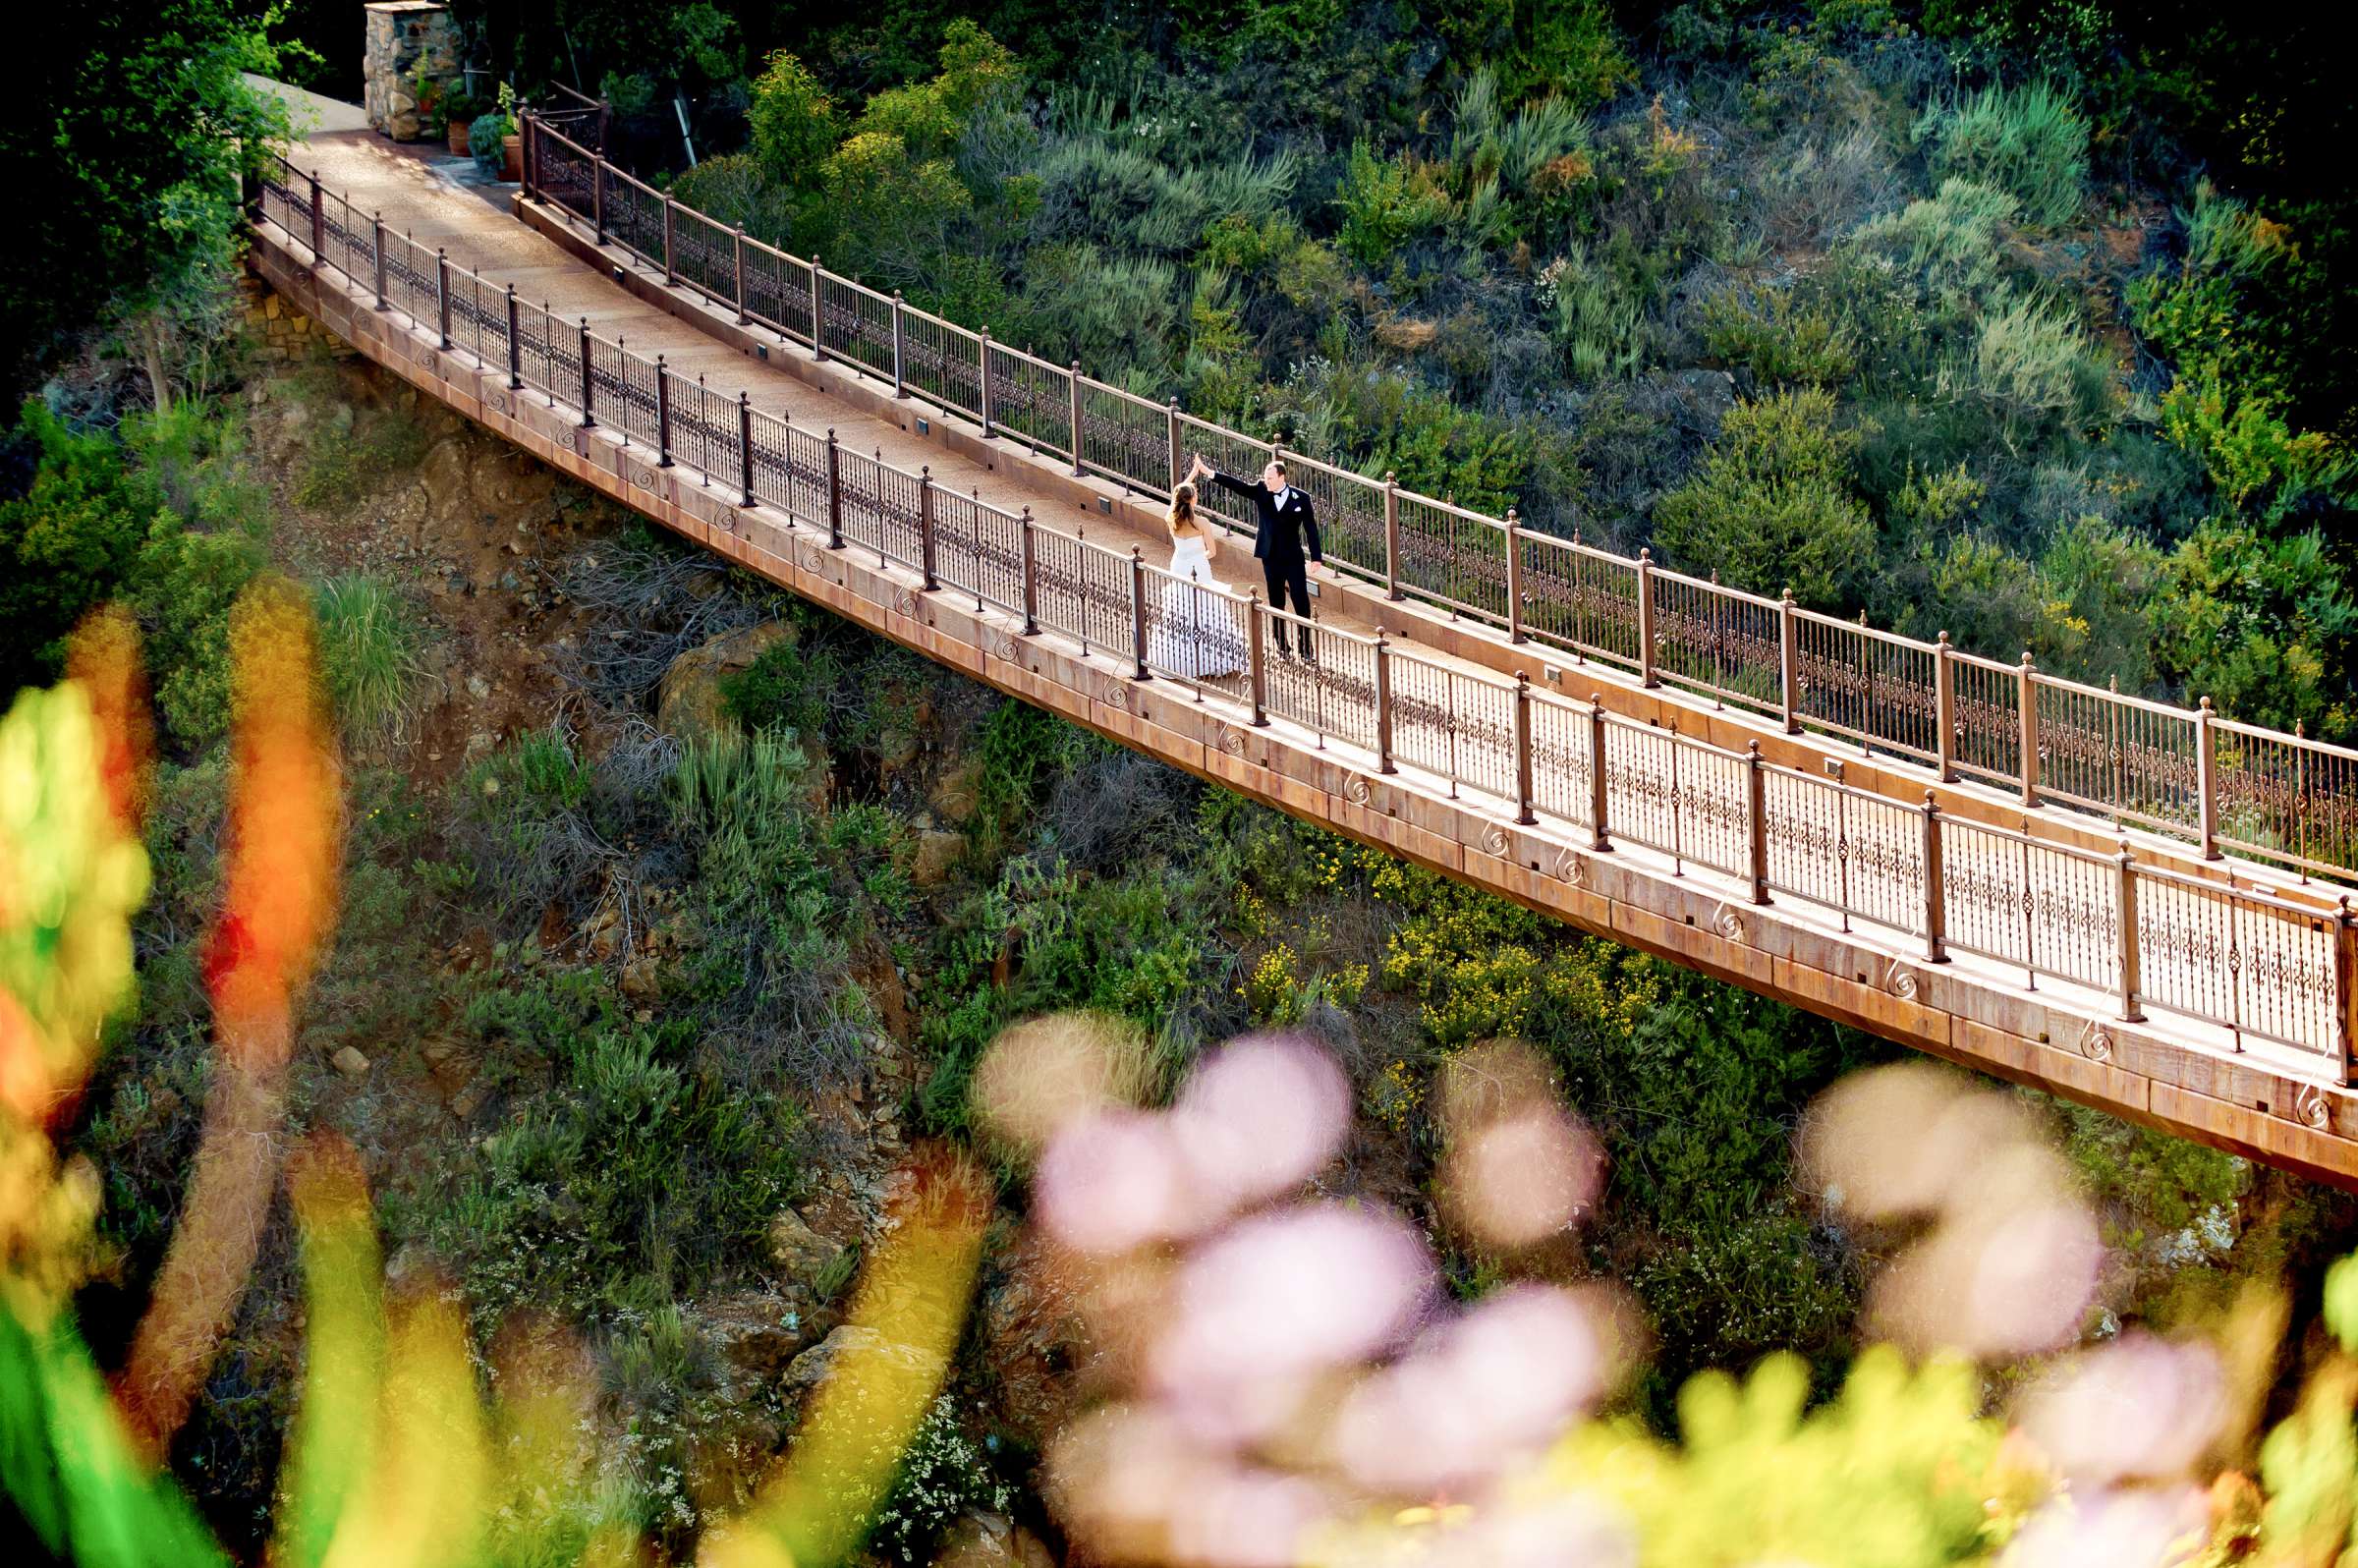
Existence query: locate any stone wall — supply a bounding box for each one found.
[364,2,460,141]
[238,274,357,365]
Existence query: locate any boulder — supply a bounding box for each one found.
[937,1512,1056,1568]
[419,438,472,521]
[702,1291,825,1395]
[331,1046,371,1077]
[927,756,984,823]
[780,1324,938,1396]
[766,1208,844,1283]
[655,620,797,742]
[910,828,969,887]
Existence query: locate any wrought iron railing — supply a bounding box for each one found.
[505,113,2358,886]
[253,149,2358,1080]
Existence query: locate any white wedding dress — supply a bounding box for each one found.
[1148,535,1247,680]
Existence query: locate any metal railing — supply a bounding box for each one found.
[253,149,2358,1081]
[509,112,2358,887]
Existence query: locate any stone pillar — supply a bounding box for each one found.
[364,3,460,141]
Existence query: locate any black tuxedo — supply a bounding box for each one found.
[1207,470,1322,654]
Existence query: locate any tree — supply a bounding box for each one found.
[0,2,295,408]
[1653,388,1875,608]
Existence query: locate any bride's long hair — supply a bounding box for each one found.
[1168,482,1203,537]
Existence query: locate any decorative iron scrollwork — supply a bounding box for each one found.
[2082,1026,2113,1063]
[2296,1084,2332,1131]
[1885,960,1919,1002]
[1481,824,1510,858]
[1556,848,1586,887]
[1343,774,1372,806]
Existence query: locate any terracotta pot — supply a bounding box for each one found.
[502,134,523,183]
[447,121,471,156]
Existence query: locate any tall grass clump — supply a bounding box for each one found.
[313,574,423,742]
[1912,82,2087,230]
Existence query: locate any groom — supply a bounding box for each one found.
[1190,453,1324,659]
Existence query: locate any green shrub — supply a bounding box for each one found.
[1942,292,2114,441]
[1538,245,1654,382]
[313,575,423,742]
[1437,0,1633,109]
[1653,387,1874,606]
[0,404,159,688]
[1848,178,2016,313]
[1701,285,1860,388]
[427,972,802,1331]
[866,1396,1013,1565]
[1333,140,1453,270]
[749,51,839,183]
[1912,82,2087,230]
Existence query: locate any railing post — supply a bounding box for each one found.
[891,292,907,398]
[1513,674,1537,826]
[1778,588,1800,733]
[979,328,994,437]
[592,156,606,246]
[2017,653,2042,807]
[520,112,535,198]
[370,214,389,310]
[1374,636,1396,774]
[504,287,523,389]
[2197,697,2221,860]
[654,356,673,468]
[2115,843,2145,1023]
[1383,472,1402,602]
[661,194,676,284]
[1249,594,1269,727]
[810,255,825,362]
[308,169,325,262]
[1070,362,1087,476]
[1167,400,1182,494]
[1747,742,1769,905]
[1921,792,1949,962]
[824,428,843,548]
[733,226,749,323]
[1934,632,1956,781]
[1129,547,1150,679]
[1588,698,1611,851]
[1019,509,1039,636]
[435,249,452,349]
[577,317,594,427]
[919,468,938,590]
[1506,509,1526,644]
[1636,549,1658,688]
[738,393,755,507]
[2335,896,2356,1087]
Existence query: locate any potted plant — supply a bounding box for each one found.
[409,59,446,144]
[443,89,479,155]
[495,82,525,183]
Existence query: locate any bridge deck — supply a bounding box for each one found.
[252,119,2358,1185]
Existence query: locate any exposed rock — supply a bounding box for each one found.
[767,1208,844,1283]
[656,620,798,741]
[973,1244,1091,1449]
[928,756,984,822]
[937,1512,1057,1568]
[702,1291,825,1393]
[419,438,472,521]
[331,1045,371,1077]
[618,953,661,1000]
[1669,367,1737,425]
[477,451,554,511]
[910,828,969,887]
[780,1324,937,1394]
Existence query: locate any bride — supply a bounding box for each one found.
[1147,482,1247,680]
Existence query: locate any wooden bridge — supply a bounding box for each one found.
[244,105,2358,1186]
